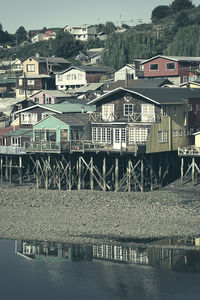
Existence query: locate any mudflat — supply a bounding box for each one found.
[0,180,200,244]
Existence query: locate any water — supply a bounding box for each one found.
[1,237,200,300]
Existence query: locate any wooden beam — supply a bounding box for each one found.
[115,157,119,192]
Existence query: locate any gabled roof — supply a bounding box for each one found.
[106,79,173,91]
[87,87,200,106]
[57,65,115,75]
[141,55,200,64]
[54,113,89,126]
[23,56,70,65]
[6,128,33,138]
[15,102,96,114]
[30,89,68,98]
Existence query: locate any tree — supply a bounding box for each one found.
[175,11,191,27]
[15,26,27,45]
[170,0,195,13]
[104,22,116,35]
[151,5,171,23]
[52,31,83,58]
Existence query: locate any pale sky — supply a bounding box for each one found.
[1,0,200,33]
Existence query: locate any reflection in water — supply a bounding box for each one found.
[16,236,200,273]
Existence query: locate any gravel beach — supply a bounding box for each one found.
[0,180,200,244]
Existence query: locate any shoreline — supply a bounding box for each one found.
[0,180,200,244]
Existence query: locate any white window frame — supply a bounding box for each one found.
[21,113,37,124]
[124,104,133,116]
[27,79,34,85]
[196,104,200,111]
[27,64,35,72]
[158,131,168,143]
[102,104,115,121]
[149,63,158,71]
[162,105,167,117]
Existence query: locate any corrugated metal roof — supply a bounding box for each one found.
[41,103,96,113]
[7,128,33,137]
[53,113,89,126]
[142,55,200,64]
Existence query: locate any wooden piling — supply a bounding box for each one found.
[115,157,119,192]
[90,156,94,190]
[103,157,106,191]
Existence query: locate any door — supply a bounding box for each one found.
[113,128,126,149]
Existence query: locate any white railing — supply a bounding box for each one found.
[178,146,200,155]
[0,145,26,154]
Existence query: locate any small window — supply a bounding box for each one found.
[34,97,39,103]
[27,79,34,85]
[18,79,23,85]
[124,104,133,116]
[158,131,168,143]
[188,104,192,111]
[172,105,176,116]
[178,130,183,136]
[162,105,167,117]
[173,130,178,137]
[27,64,35,72]
[150,64,158,71]
[166,63,175,70]
[196,104,200,111]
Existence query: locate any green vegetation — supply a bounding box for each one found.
[1,0,200,68]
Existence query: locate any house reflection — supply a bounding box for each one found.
[16,236,200,272]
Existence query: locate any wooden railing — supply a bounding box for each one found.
[89,112,161,123]
[178,146,200,156]
[24,140,146,154]
[0,145,26,155]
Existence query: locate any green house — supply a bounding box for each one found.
[33,113,89,144]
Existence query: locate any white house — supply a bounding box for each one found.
[31,30,56,43]
[114,60,145,81]
[56,65,115,91]
[64,25,97,41]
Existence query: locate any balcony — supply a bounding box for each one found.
[0,145,26,155]
[89,112,161,123]
[178,146,200,156]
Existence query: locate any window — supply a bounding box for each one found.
[35,130,45,142]
[150,64,158,70]
[188,104,192,111]
[183,76,188,83]
[178,130,183,136]
[158,131,168,143]
[34,97,39,103]
[66,74,71,80]
[45,97,52,104]
[129,127,150,143]
[173,130,178,137]
[26,64,35,72]
[124,104,133,116]
[21,113,37,124]
[19,89,24,95]
[27,79,34,85]
[11,137,21,146]
[46,130,56,142]
[172,105,176,116]
[102,104,114,121]
[71,74,76,80]
[71,129,80,141]
[166,63,175,70]
[141,104,155,122]
[57,75,62,82]
[196,104,200,111]
[190,128,194,135]
[92,127,111,143]
[162,105,167,117]
[185,129,189,136]
[18,79,23,85]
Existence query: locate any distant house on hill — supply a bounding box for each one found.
[114,60,145,82]
[31,30,56,43]
[55,65,115,91]
[16,55,71,98]
[141,55,200,85]
[64,24,97,41]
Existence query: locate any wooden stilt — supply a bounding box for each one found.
[90,156,94,190]
[181,157,184,185]
[9,157,12,183]
[141,158,144,193]
[5,156,8,180]
[36,159,39,189]
[19,156,22,184]
[78,156,81,190]
[115,157,119,192]
[1,156,3,182]
[103,157,106,191]
[159,154,162,187]
[192,157,195,186]
[150,155,153,191]
[68,159,72,191]
[45,160,48,190]
[127,159,131,192]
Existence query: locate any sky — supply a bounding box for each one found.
[1,0,200,33]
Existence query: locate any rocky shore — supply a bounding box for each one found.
[0,180,200,244]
